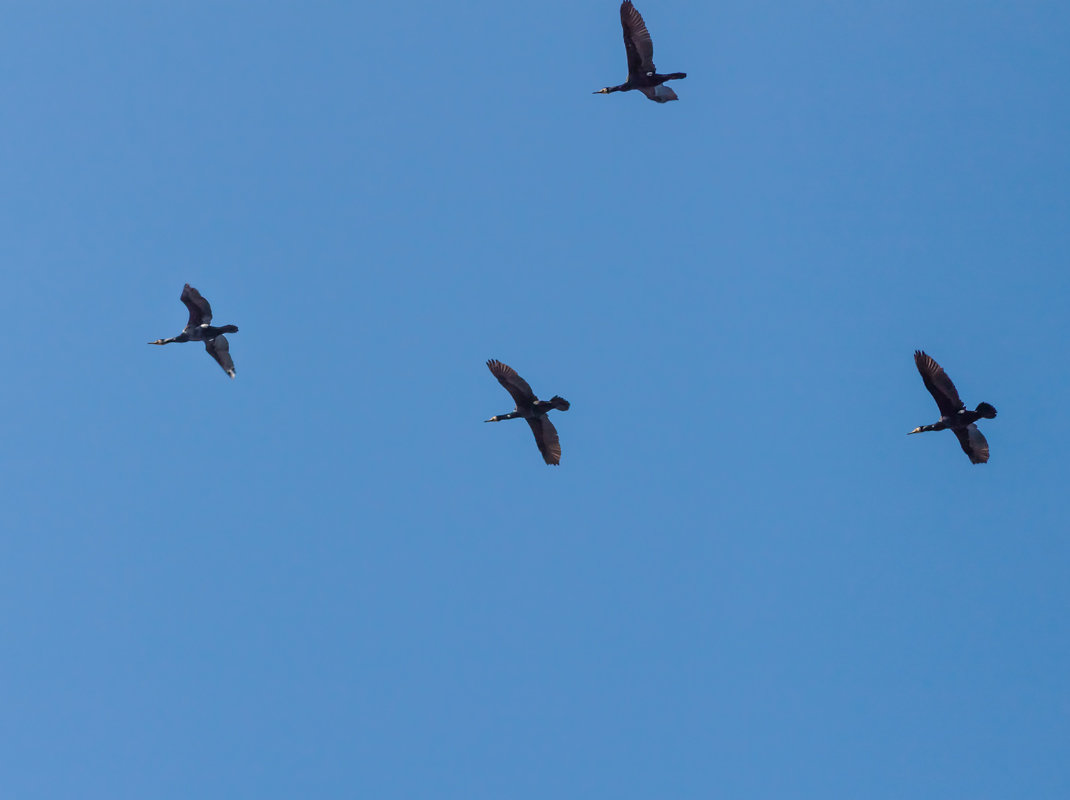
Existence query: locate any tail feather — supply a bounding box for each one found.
[975,402,997,419]
[551,395,570,411]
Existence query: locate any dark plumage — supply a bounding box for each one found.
[909,350,997,464]
[149,284,239,378]
[485,359,571,465]
[595,1,687,103]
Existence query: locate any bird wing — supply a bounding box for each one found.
[639,85,677,102]
[914,350,964,417]
[487,359,536,406]
[181,284,213,327]
[620,1,655,75]
[954,424,989,464]
[205,335,236,378]
[527,415,561,465]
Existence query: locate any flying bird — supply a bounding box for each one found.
[909,350,997,464]
[594,1,687,103]
[149,284,239,378]
[485,359,571,465]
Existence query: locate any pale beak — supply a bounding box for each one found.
[484,417,496,423]
[907,427,922,434]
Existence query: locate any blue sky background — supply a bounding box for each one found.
[1,2,1068,797]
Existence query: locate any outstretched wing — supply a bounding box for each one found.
[914,350,963,417]
[181,284,213,327]
[205,335,235,378]
[954,424,989,464]
[487,359,536,406]
[621,1,655,75]
[527,415,561,465]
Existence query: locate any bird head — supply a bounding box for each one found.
[907,427,923,435]
[485,416,498,423]
[148,339,166,345]
[594,87,609,94]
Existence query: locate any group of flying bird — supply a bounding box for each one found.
[148,3,999,466]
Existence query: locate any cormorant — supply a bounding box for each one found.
[485,359,571,465]
[594,1,687,103]
[909,350,997,464]
[149,284,239,378]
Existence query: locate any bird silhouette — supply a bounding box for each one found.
[485,360,570,465]
[594,1,687,103]
[149,284,239,378]
[909,350,996,463]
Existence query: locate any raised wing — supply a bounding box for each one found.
[526,415,561,465]
[621,1,655,75]
[181,284,213,327]
[954,423,989,464]
[487,359,536,407]
[914,350,963,417]
[205,335,235,378]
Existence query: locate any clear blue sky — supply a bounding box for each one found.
[1,2,1068,797]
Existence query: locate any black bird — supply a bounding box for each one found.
[595,1,687,103]
[909,350,997,464]
[485,359,571,465]
[149,284,239,378]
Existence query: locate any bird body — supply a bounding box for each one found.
[595,1,686,103]
[909,350,996,464]
[485,359,570,465]
[149,284,239,378]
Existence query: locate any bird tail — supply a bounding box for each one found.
[975,402,997,419]
[221,325,239,334]
[550,395,570,411]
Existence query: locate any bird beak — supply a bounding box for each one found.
[907,427,922,434]
[484,417,496,423]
